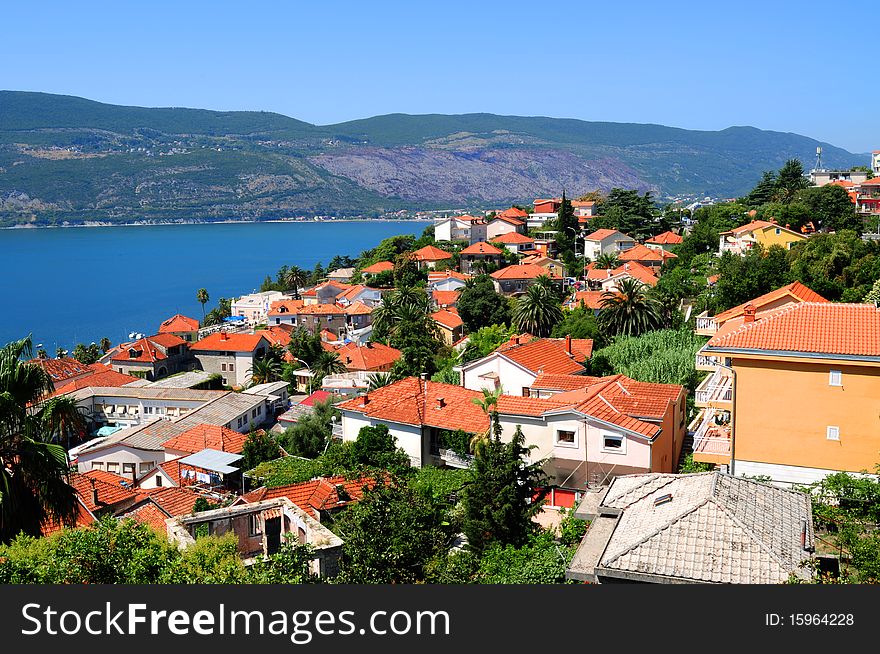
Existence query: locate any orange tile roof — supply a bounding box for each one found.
[646,230,683,245]
[343,301,373,316]
[338,378,490,433]
[158,314,199,333]
[320,329,339,343]
[706,302,880,359]
[51,370,141,396]
[531,373,605,391]
[714,282,828,324]
[42,497,96,536]
[72,470,140,513]
[719,219,775,235]
[618,243,675,263]
[268,299,304,316]
[569,290,606,310]
[412,245,453,261]
[432,309,464,330]
[256,325,293,348]
[148,333,187,348]
[491,263,556,280]
[585,229,628,242]
[461,241,502,255]
[606,261,659,286]
[828,180,855,189]
[491,231,534,244]
[334,341,401,371]
[338,284,369,302]
[120,501,171,533]
[494,335,592,374]
[28,357,93,384]
[110,334,185,363]
[361,260,395,274]
[296,303,347,316]
[860,177,880,186]
[428,270,471,282]
[146,487,203,516]
[497,207,529,219]
[432,290,460,306]
[191,332,267,353]
[241,476,375,513]
[572,200,596,208]
[163,424,249,455]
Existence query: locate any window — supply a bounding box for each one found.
[522,387,531,397]
[827,426,840,441]
[775,228,781,235]
[222,377,228,386]
[221,363,227,371]
[257,405,262,415]
[155,474,162,487]
[237,416,243,428]
[229,363,234,372]
[139,462,154,475]
[252,408,257,419]
[555,430,577,447]
[92,462,104,470]
[106,462,119,473]
[829,370,842,387]
[248,514,262,536]
[602,434,625,453]
[122,463,135,476]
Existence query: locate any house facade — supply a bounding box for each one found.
[583,229,636,261]
[718,220,807,256]
[231,291,286,325]
[190,332,271,387]
[459,241,503,274]
[109,334,192,381]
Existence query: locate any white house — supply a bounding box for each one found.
[231,291,286,325]
[583,229,636,262]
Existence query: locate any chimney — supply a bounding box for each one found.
[346,356,352,364]
[436,397,446,409]
[743,303,756,323]
[90,480,98,507]
[220,331,228,341]
[565,334,572,354]
[362,393,369,405]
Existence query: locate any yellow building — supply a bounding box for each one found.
[718,219,807,256]
[701,302,880,486]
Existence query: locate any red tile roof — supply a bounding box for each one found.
[191,332,267,353]
[494,335,592,374]
[109,337,166,363]
[646,231,683,245]
[706,302,880,359]
[256,325,293,348]
[585,229,628,242]
[28,357,93,384]
[163,424,249,455]
[491,264,557,280]
[714,282,828,323]
[268,299,305,316]
[497,207,529,219]
[301,390,333,407]
[491,231,535,244]
[51,369,141,396]
[531,373,605,391]
[343,301,373,316]
[361,261,395,274]
[606,261,659,286]
[412,245,453,262]
[42,498,96,536]
[569,290,606,310]
[618,243,675,263]
[146,487,204,517]
[334,341,401,371]
[432,290,460,307]
[432,309,464,330]
[859,177,880,186]
[296,303,346,316]
[338,378,490,433]
[158,314,199,333]
[241,476,375,514]
[428,270,471,283]
[72,470,140,513]
[461,241,502,255]
[120,500,171,533]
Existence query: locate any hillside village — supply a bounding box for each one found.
[2,152,880,585]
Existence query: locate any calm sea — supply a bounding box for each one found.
[0,221,428,351]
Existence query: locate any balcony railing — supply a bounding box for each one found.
[694,312,717,335]
[690,408,732,461]
[438,448,474,469]
[696,353,722,370]
[695,370,733,406]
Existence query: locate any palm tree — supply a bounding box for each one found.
[367,371,395,391]
[512,283,564,337]
[469,387,502,452]
[598,277,662,338]
[99,337,111,353]
[248,357,282,386]
[284,266,307,300]
[41,395,89,449]
[594,252,620,270]
[0,336,78,541]
[55,347,67,359]
[313,350,347,385]
[196,288,210,323]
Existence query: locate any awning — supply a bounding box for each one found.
[96,425,123,437]
[178,448,243,475]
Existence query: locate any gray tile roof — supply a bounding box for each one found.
[576,472,814,584]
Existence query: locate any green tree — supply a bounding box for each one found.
[712,245,791,311]
[796,184,862,233]
[461,324,515,362]
[598,278,662,338]
[240,430,282,471]
[593,252,620,269]
[864,278,880,305]
[196,288,210,323]
[284,265,307,300]
[773,158,810,204]
[40,395,88,449]
[335,477,449,583]
[279,399,340,459]
[0,336,79,542]
[555,190,579,271]
[71,342,102,364]
[99,337,111,353]
[551,305,599,340]
[313,350,346,384]
[456,274,512,332]
[476,532,574,584]
[744,170,778,207]
[348,423,410,471]
[512,280,564,337]
[589,328,704,390]
[203,297,232,327]
[461,425,548,556]
[787,230,880,302]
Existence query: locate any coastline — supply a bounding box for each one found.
[1,217,435,230]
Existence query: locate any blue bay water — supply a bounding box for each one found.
[0,221,428,351]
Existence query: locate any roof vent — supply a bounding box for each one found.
[436,397,446,409]
[743,303,757,323]
[653,493,673,507]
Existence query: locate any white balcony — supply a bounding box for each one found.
[695,369,732,407]
[694,311,717,336]
[689,408,732,465]
[695,352,722,371]
[438,448,474,469]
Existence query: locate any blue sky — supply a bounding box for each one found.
[2,1,873,152]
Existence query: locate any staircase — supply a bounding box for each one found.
[677,432,695,472]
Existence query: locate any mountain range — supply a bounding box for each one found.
[0,91,868,226]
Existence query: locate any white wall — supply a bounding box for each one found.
[341,412,424,466]
[461,355,536,396]
[76,444,161,481]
